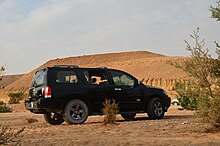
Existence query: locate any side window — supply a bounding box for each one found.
[83,70,109,85]
[56,71,78,84]
[31,70,47,87]
[111,71,135,87]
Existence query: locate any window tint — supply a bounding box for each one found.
[111,71,135,87]
[56,71,78,84]
[31,69,47,87]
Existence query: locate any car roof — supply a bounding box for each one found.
[37,65,128,74]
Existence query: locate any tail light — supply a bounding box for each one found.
[43,85,52,98]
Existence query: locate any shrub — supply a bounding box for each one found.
[178,96,197,110]
[0,127,24,145]
[196,96,220,128]
[210,0,220,21]
[0,100,5,105]
[0,104,12,113]
[8,91,25,104]
[171,28,220,129]
[102,98,118,124]
[175,81,198,110]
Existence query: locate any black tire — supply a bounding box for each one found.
[63,99,89,125]
[44,112,64,125]
[147,97,165,120]
[121,113,136,121]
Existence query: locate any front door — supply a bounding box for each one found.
[109,70,143,112]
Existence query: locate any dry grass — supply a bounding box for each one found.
[0,127,25,145]
[102,98,118,124]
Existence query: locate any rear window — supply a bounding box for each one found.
[56,71,78,84]
[31,69,47,87]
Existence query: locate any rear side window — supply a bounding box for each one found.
[31,69,47,87]
[56,71,78,84]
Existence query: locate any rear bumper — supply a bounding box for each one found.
[25,98,51,113]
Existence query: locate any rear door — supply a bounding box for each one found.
[82,69,113,113]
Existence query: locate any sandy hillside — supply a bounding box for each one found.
[5,51,188,91]
[1,103,220,146]
[0,74,23,88]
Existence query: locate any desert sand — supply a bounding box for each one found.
[1,103,220,146]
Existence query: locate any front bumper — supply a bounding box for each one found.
[165,96,171,111]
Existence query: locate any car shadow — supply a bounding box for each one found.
[116,114,194,123]
[164,114,194,120]
[82,114,195,125]
[116,117,148,122]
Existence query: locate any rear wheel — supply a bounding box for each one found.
[44,112,64,125]
[121,113,136,121]
[147,97,165,120]
[63,99,89,125]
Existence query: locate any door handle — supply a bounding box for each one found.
[114,88,122,91]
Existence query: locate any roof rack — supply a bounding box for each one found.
[53,65,79,68]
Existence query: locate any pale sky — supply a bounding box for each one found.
[0,0,219,75]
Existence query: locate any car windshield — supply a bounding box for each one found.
[31,69,47,87]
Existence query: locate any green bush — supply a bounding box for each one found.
[196,96,220,128]
[171,28,220,129]
[102,98,118,124]
[210,0,220,21]
[0,100,5,105]
[0,105,12,113]
[8,91,25,104]
[175,81,198,110]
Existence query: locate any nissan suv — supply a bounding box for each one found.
[25,65,171,125]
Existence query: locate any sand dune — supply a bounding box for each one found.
[0,74,23,89]
[5,51,188,91]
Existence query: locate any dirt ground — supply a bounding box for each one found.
[1,103,220,146]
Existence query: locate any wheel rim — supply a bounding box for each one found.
[69,104,85,120]
[50,113,60,121]
[153,101,163,117]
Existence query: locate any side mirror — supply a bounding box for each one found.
[134,80,139,88]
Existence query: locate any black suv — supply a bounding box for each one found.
[25,65,171,125]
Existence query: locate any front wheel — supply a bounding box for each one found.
[147,97,165,120]
[44,112,64,125]
[121,113,136,121]
[63,99,89,125]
